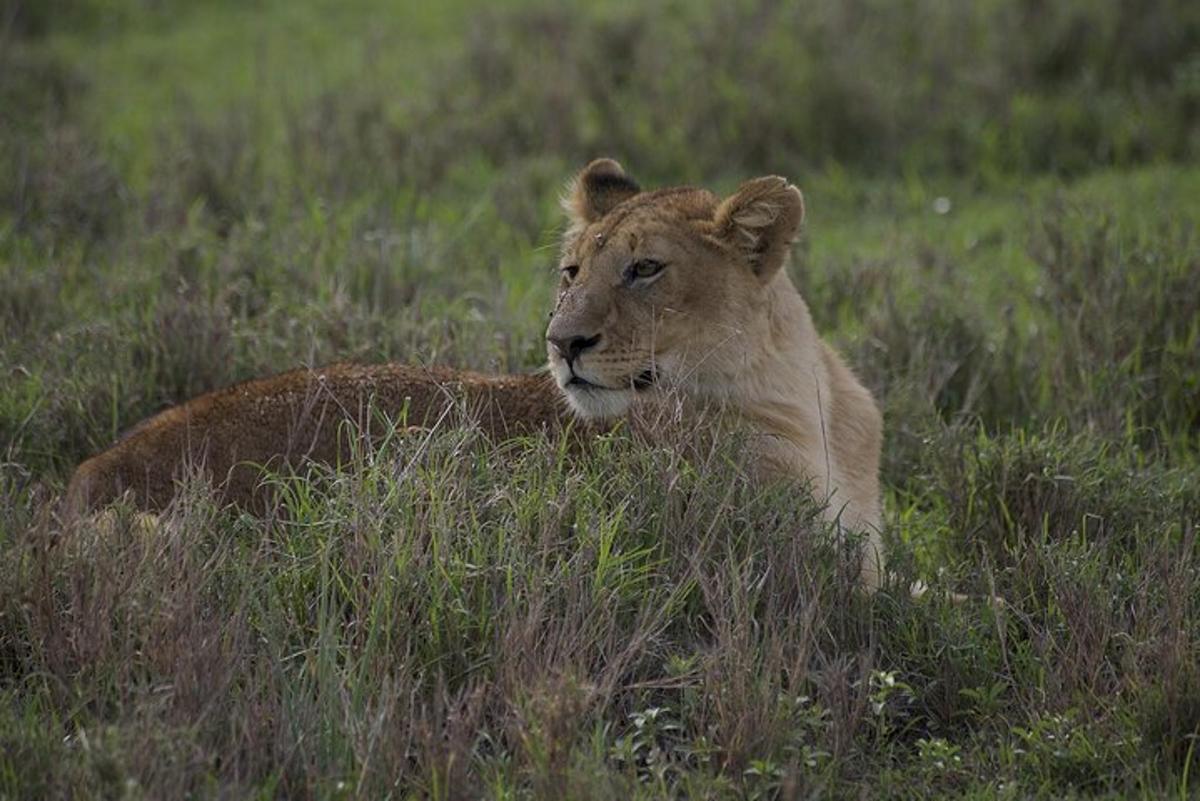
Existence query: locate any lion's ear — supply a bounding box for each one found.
[714,176,805,279]
[564,158,641,226]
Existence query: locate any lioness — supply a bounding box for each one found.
[65,159,884,589]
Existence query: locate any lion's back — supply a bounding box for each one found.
[64,363,565,516]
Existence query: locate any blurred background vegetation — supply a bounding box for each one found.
[1,0,1199,797]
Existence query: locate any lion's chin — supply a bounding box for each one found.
[560,384,636,420]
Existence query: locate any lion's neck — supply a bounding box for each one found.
[728,272,830,447]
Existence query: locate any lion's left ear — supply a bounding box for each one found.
[564,158,641,227]
[714,176,805,279]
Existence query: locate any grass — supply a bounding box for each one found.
[2,0,1199,797]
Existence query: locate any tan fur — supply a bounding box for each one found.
[547,160,884,589]
[66,161,884,589]
[65,365,567,516]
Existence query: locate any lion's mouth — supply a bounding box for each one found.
[632,369,656,390]
[566,369,656,392]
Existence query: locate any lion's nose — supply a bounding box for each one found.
[548,333,601,364]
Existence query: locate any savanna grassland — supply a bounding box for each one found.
[2,1,1199,798]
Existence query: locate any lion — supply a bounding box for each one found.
[65,159,885,590]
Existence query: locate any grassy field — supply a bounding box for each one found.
[2,0,1199,797]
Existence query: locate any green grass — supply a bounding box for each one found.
[2,0,1199,797]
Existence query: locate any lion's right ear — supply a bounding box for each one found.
[563,159,641,227]
[714,176,805,280]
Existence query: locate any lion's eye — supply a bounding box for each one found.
[560,264,580,282]
[625,259,665,284]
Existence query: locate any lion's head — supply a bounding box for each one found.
[546,159,806,419]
